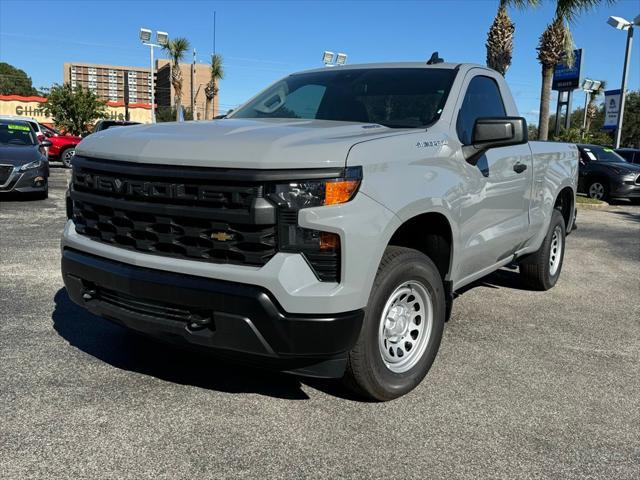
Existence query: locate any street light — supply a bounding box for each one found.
[140,28,169,123]
[322,51,335,66]
[335,53,348,65]
[607,15,635,148]
[581,79,602,135]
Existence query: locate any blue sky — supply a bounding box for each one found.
[1,0,638,125]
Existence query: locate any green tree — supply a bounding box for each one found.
[43,83,107,135]
[156,106,193,122]
[205,53,224,120]
[0,62,38,96]
[162,37,191,121]
[486,0,539,75]
[620,91,640,148]
[536,0,614,141]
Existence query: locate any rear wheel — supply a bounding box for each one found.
[519,209,566,291]
[343,246,445,401]
[61,147,75,168]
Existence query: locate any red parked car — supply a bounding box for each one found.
[40,124,81,168]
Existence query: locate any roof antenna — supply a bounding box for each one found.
[427,51,444,65]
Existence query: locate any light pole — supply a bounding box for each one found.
[607,15,639,148]
[580,79,601,137]
[140,28,169,123]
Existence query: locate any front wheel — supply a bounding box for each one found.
[343,246,445,401]
[519,209,566,291]
[588,180,607,201]
[61,147,76,168]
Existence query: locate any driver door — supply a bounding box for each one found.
[454,74,532,281]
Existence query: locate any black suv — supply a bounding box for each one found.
[577,144,640,201]
[615,148,640,165]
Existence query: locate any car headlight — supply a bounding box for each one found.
[267,166,362,282]
[19,160,43,171]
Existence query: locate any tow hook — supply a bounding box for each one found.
[82,289,97,301]
[186,314,212,332]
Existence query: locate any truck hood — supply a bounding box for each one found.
[76,118,402,169]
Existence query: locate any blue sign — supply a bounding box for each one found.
[552,49,583,91]
[603,89,621,130]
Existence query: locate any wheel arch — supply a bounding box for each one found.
[387,211,454,283]
[554,185,575,231]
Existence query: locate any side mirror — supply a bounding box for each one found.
[40,139,53,147]
[462,117,528,165]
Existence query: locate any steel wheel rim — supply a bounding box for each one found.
[549,225,563,276]
[378,280,433,373]
[589,182,604,200]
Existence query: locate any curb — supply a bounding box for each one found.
[576,202,608,210]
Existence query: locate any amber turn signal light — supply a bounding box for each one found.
[324,179,361,206]
[319,232,340,251]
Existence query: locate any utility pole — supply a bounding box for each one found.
[124,73,130,121]
[191,48,195,120]
[614,25,633,148]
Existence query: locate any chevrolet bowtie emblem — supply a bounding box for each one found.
[211,231,234,242]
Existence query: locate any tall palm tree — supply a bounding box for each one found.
[486,0,539,76]
[585,80,606,133]
[205,54,224,120]
[162,37,191,121]
[536,0,612,140]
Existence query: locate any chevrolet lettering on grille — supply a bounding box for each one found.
[74,172,223,201]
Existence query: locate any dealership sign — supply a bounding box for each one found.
[552,49,583,91]
[603,89,621,130]
[0,95,151,124]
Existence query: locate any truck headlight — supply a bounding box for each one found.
[19,160,43,171]
[269,166,362,282]
[269,166,362,209]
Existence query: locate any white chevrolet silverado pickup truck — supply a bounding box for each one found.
[61,62,578,400]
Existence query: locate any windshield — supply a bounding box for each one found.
[230,68,457,128]
[41,124,61,136]
[0,122,37,146]
[581,145,627,163]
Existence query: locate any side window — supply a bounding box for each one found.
[456,76,506,145]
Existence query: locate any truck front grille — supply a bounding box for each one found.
[70,157,277,267]
[72,200,276,265]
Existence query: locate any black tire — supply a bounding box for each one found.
[343,246,446,401]
[587,179,608,201]
[519,209,566,291]
[60,147,75,168]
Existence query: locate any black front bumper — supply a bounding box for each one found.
[61,248,363,378]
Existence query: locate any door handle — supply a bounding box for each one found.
[513,162,527,174]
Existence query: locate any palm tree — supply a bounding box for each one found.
[486,0,539,76]
[205,54,224,120]
[536,0,612,140]
[585,80,606,133]
[162,37,191,121]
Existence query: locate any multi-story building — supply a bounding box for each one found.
[155,59,214,120]
[63,62,153,104]
[62,61,217,119]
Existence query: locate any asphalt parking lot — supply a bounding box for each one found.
[1,167,639,479]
